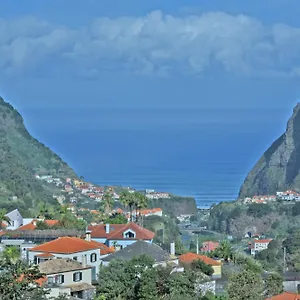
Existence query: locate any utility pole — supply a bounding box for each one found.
[196,237,199,254]
[283,247,286,271]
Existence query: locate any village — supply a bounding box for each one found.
[1,172,299,299]
[242,189,300,203]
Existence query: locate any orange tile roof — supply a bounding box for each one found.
[18,220,59,231]
[44,220,59,226]
[254,239,272,244]
[266,292,300,300]
[179,252,221,266]
[89,222,155,240]
[36,253,55,258]
[18,222,36,230]
[89,240,115,255]
[29,237,103,254]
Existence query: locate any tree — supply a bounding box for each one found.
[134,192,148,225]
[227,270,264,300]
[102,191,114,215]
[191,259,214,276]
[104,212,127,224]
[213,241,233,262]
[2,246,20,264]
[119,190,135,222]
[35,221,50,230]
[292,202,300,216]
[0,208,10,228]
[0,259,48,300]
[265,273,283,298]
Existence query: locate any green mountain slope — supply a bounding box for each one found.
[0,97,76,215]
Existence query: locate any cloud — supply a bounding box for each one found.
[1,11,300,78]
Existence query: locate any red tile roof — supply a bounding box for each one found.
[44,220,59,226]
[201,241,219,252]
[266,292,300,300]
[179,252,221,266]
[89,222,155,240]
[29,237,104,254]
[36,253,55,258]
[89,240,115,255]
[18,220,59,231]
[254,239,272,244]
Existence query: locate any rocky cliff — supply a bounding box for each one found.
[239,103,300,198]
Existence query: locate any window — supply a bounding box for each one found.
[47,276,54,284]
[124,230,135,238]
[58,274,64,284]
[73,272,82,282]
[90,253,97,262]
[73,256,77,261]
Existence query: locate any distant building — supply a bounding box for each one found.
[4,209,23,230]
[201,241,219,253]
[179,252,222,279]
[250,239,272,256]
[88,222,155,249]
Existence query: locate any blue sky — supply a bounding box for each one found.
[0,0,300,113]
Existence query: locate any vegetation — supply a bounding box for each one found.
[147,195,197,216]
[227,270,264,300]
[0,97,76,216]
[96,255,215,300]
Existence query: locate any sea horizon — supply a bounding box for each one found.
[20,107,290,207]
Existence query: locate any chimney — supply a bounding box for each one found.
[85,230,91,242]
[105,224,110,234]
[82,254,87,268]
[170,242,175,256]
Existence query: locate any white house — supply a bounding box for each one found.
[38,257,95,299]
[88,222,155,249]
[4,209,23,230]
[27,234,114,281]
[250,239,273,256]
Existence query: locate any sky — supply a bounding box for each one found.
[0,0,300,130]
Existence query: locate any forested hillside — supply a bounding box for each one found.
[0,97,76,215]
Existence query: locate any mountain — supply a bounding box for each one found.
[239,103,300,198]
[0,96,76,214]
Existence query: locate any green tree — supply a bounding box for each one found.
[104,212,127,224]
[0,208,10,228]
[102,191,114,215]
[265,273,283,298]
[227,270,264,300]
[191,259,214,276]
[292,202,300,216]
[35,221,50,230]
[213,241,233,262]
[2,246,20,264]
[119,190,135,222]
[0,259,48,300]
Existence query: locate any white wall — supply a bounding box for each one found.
[28,249,101,280]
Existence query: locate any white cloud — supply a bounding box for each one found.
[1,11,300,77]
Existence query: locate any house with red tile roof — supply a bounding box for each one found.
[266,292,300,299]
[18,219,59,231]
[27,234,114,281]
[88,222,155,249]
[179,252,222,278]
[201,241,220,253]
[250,238,273,256]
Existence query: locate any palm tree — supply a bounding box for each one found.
[214,240,233,262]
[0,208,10,229]
[134,192,148,225]
[120,190,135,222]
[102,191,114,215]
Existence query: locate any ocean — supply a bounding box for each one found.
[23,107,288,207]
